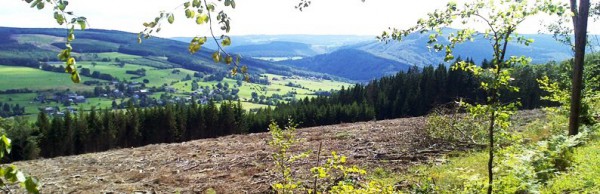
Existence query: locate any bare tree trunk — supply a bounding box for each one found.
[569,0,590,136]
[487,111,495,194]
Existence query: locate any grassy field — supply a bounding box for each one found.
[170,75,352,109]
[75,62,196,87]
[12,34,62,45]
[0,49,351,118]
[0,65,101,91]
[95,52,141,60]
[0,93,38,114]
[265,73,352,92]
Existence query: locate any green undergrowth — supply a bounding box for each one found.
[264,108,600,193]
[402,151,488,192]
[398,109,600,193]
[541,133,600,193]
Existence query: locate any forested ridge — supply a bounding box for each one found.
[3,57,562,161]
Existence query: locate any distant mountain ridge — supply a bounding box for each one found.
[227,41,318,57]
[171,34,374,57]
[345,30,575,67]
[0,27,343,80]
[274,29,594,82]
[173,29,598,82]
[281,49,411,82]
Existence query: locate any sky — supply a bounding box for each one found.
[1,0,598,37]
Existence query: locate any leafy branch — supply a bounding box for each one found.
[0,118,39,193]
[21,0,88,83]
[138,0,248,80]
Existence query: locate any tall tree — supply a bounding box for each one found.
[568,0,591,135]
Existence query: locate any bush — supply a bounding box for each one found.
[267,120,394,194]
[425,106,487,145]
[0,117,40,193]
[3,117,40,162]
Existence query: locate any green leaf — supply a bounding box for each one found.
[77,19,86,30]
[192,0,201,7]
[57,49,69,61]
[207,3,215,12]
[185,9,195,18]
[4,165,17,182]
[24,177,39,194]
[66,57,76,66]
[65,64,74,73]
[241,65,248,73]
[188,36,206,54]
[231,67,237,75]
[444,53,454,62]
[67,33,75,42]
[71,72,81,83]
[57,2,67,11]
[168,14,175,24]
[212,52,221,63]
[196,14,209,24]
[188,43,200,54]
[225,56,233,64]
[198,36,207,44]
[36,2,44,9]
[54,12,65,25]
[221,36,231,46]
[184,2,190,8]
[30,0,38,8]
[1,135,12,154]
[231,0,236,8]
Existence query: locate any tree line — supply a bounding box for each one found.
[3,58,561,161]
[30,100,246,159]
[250,57,559,130]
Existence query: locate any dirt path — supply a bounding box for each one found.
[12,116,447,193]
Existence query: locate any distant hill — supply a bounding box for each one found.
[227,41,318,57]
[347,30,575,67]
[281,49,411,82]
[171,34,374,56]
[0,27,339,79]
[277,29,589,81]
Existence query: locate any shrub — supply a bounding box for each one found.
[0,117,39,193]
[267,120,394,194]
[425,106,487,145]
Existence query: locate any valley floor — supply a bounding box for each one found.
[10,116,454,193]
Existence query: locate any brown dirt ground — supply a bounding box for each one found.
[10,116,463,193]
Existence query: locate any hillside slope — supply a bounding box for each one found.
[277,29,583,82]
[349,31,574,67]
[228,41,319,57]
[281,49,412,82]
[0,27,336,78]
[172,34,374,54]
[13,117,438,193]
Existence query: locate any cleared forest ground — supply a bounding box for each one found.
[11,116,477,193]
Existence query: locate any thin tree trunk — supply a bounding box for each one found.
[569,0,590,136]
[487,111,495,194]
[486,31,511,194]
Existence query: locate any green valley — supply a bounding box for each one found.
[0,27,351,120]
